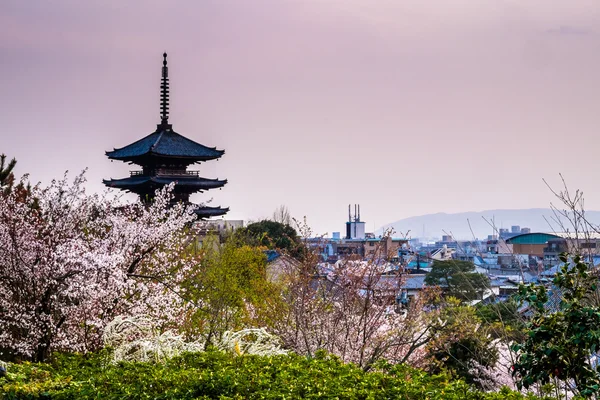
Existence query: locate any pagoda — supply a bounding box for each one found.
[103,53,228,218]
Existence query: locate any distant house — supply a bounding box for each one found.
[364,237,408,260]
[429,246,454,261]
[265,251,300,282]
[400,275,428,299]
[488,276,520,297]
[506,232,600,270]
[335,240,365,258]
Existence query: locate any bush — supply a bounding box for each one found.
[1,351,548,399]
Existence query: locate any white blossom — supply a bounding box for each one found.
[0,171,199,360]
[103,315,203,363]
[215,328,288,356]
[103,315,286,363]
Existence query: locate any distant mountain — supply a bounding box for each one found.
[378,208,600,240]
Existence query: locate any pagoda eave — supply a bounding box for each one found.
[194,205,229,219]
[103,176,227,192]
[105,128,225,163]
[106,151,224,165]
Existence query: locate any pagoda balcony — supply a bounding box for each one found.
[130,169,200,177]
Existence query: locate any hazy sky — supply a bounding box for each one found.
[1,0,600,235]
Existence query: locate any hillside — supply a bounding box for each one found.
[378,208,600,240]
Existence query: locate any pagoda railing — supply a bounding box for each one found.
[130,170,200,177]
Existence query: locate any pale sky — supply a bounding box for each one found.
[1,0,599,235]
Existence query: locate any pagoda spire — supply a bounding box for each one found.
[160,52,170,126]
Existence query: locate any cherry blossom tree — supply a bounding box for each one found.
[273,226,445,370]
[0,171,198,361]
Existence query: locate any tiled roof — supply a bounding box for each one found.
[106,125,224,162]
[401,275,427,290]
[103,175,227,190]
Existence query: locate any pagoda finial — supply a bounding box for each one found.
[160,52,170,125]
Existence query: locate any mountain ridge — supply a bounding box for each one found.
[377,208,600,240]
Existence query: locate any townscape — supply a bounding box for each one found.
[2,2,600,398]
[2,51,600,400]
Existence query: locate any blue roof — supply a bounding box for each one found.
[264,250,281,263]
[103,175,227,190]
[106,125,224,162]
[407,261,429,268]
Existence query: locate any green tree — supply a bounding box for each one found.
[180,235,284,346]
[237,220,303,259]
[0,153,37,207]
[0,153,16,193]
[476,299,525,341]
[427,298,499,387]
[425,260,490,302]
[512,254,600,398]
[476,300,521,326]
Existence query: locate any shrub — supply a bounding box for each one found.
[1,351,549,399]
[513,254,600,398]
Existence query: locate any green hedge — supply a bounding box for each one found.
[1,351,545,400]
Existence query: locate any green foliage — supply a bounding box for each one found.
[237,220,303,259]
[427,300,499,387]
[476,300,521,326]
[513,253,600,398]
[1,350,547,399]
[0,153,16,193]
[476,300,526,341]
[425,260,491,302]
[0,153,37,207]
[180,235,284,345]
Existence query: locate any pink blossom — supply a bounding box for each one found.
[0,172,199,361]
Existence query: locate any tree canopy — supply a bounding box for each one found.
[179,235,284,347]
[237,220,303,258]
[425,260,490,302]
[513,254,600,398]
[0,172,198,361]
[427,299,499,387]
[0,153,16,194]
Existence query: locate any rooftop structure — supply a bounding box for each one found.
[104,53,228,218]
[346,204,366,239]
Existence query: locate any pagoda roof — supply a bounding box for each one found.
[106,124,225,163]
[103,175,227,191]
[194,205,229,219]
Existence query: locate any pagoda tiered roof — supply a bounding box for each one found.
[103,52,228,219]
[106,124,224,164]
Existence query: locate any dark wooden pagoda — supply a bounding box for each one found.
[103,53,228,218]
